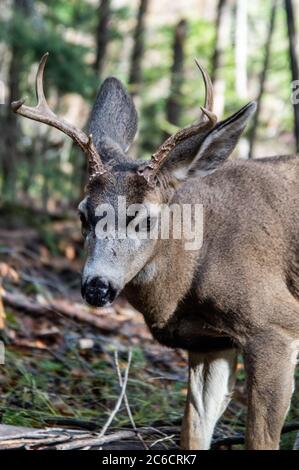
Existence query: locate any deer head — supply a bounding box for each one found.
[12,53,255,307]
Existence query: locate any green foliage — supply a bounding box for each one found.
[0,10,95,97]
[41,0,95,30]
[0,0,297,207]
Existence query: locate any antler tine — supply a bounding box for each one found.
[195,59,214,112]
[35,52,51,111]
[138,60,217,184]
[11,53,106,180]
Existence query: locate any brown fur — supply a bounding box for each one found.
[84,154,299,449]
[123,156,299,449]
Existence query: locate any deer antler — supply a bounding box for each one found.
[138,60,217,184]
[11,53,106,180]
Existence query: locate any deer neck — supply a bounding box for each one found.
[125,231,198,329]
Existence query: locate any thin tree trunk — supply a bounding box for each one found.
[285,0,299,153]
[94,0,111,79]
[128,0,149,96]
[211,0,226,83]
[164,19,187,139]
[235,0,248,99]
[210,0,230,117]
[1,0,32,198]
[248,0,277,159]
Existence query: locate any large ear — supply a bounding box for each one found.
[88,77,138,158]
[164,102,256,181]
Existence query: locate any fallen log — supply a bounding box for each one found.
[2,290,119,333]
[0,425,161,450]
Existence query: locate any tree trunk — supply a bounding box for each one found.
[235,0,248,99]
[164,19,187,139]
[1,0,33,199]
[94,0,111,79]
[210,0,230,117]
[285,0,299,153]
[248,0,277,159]
[128,0,149,96]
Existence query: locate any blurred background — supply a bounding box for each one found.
[0,0,299,210]
[0,0,298,450]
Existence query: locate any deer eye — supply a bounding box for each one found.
[79,212,89,237]
[126,213,156,234]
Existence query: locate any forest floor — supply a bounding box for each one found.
[0,203,298,450]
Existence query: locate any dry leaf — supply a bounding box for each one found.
[0,263,19,282]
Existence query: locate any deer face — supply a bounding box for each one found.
[11,54,255,308]
[79,169,163,307]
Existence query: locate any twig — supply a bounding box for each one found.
[54,430,137,451]
[145,426,179,448]
[114,350,148,450]
[150,434,176,448]
[98,349,132,438]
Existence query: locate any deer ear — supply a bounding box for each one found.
[166,102,256,181]
[89,77,138,155]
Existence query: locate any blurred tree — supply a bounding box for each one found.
[285,0,299,153]
[211,0,230,117]
[164,19,187,138]
[94,0,111,79]
[1,0,296,209]
[128,0,149,96]
[0,0,96,206]
[235,0,248,99]
[1,0,33,199]
[211,0,226,83]
[248,0,278,159]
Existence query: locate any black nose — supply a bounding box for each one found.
[81,277,117,307]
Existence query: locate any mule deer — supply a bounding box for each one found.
[12,53,299,450]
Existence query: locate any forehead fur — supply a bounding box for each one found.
[87,167,153,211]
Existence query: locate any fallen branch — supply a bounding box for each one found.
[54,430,137,450]
[0,424,172,450]
[0,427,91,450]
[2,289,119,333]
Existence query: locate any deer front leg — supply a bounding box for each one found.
[181,348,237,450]
[244,330,296,450]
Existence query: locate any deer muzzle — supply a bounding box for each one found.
[81,276,118,307]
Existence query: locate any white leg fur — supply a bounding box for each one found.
[181,349,238,450]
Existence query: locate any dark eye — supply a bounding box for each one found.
[79,212,89,237]
[126,214,154,233]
